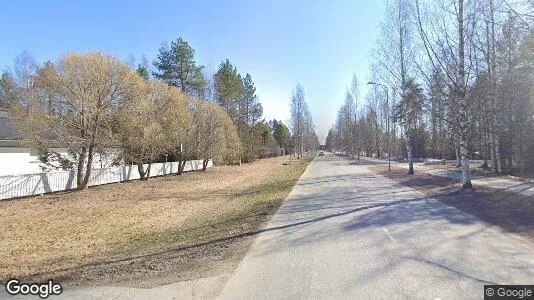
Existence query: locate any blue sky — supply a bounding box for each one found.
[1,0,385,142]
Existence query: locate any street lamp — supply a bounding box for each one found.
[367,81,391,172]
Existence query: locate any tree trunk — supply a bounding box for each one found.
[78,145,95,190]
[458,99,473,188]
[375,138,381,158]
[138,162,151,180]
[202,158,209,171]
[487,0,501,174]
[488,0,502,174]
[457,0,472,189]
[482,132,489,169]
[459,131,472,188]
[490,131,497,172]
[404,128,414,175]
[178,159,186,174]
[299,137,303,159]
[494,133,503,173]
[138,163,146,180]
[456,146,461,167]
[178,160,184,175]
[76,147,87,189]
[519,128,527,176]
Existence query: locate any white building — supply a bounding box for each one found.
[0,111,86,176]
[0,111,65,175]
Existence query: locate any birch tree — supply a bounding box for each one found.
[395,79,424,174]
[290,83,317,158]
[290,84,306,158]
[372,0,416,173]
[414,0,476,188]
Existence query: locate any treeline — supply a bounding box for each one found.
[0,38,317,190]
[327,0,534,186]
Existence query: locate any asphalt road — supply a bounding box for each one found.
[220,152,534,299]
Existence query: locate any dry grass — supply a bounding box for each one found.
[0,155,312,284]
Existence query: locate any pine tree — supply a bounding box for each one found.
[214,59,243,120]
[153,38,205,96]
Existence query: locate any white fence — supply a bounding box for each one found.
[0,160,213,200]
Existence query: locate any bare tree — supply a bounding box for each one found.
[0,70,17,109]
[372,0,416,173]
[160,87,192,175]
[195,101,240,169]
[414,0,476,188]
[289,84,320,157]
[13,50,38,107]
[350,75,362,160]
[14,52,139,190]
[117,80,171,180]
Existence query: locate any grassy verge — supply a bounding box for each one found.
[0,155,313,286]
[368,164,534,244]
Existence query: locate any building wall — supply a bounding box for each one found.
[0,147,122,176]
[0,147,71,176]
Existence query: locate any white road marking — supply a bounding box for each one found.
[382,228,396,242]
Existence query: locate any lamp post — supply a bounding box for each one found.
[367,81,391,172]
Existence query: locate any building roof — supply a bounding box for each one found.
[0,110,22,141]
[0,110,60,148]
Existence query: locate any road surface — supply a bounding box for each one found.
[220,153,534,299]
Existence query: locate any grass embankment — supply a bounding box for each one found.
[368,164,534,244]
[0,155,313,286]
